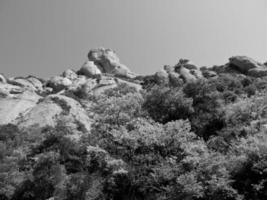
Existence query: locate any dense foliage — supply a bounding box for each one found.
[1,74,267,200]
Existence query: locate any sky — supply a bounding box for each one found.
[0,0,267,78]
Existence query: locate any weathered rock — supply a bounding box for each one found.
[0,89,41,125]
[0,74,7,83]
[248,67,267,77]
[201,69,218,78]
[46,76,72,92]
[12,78,36,91]
[178,67,198,82]
[229,56,264,73]
[88,48,120,73]
[27,76,43,91]
[17,94,92,133]
[79,61,101,77]
[87,48,135,78]
[62,69,77,80]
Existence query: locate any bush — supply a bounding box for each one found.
[143,86,194,123]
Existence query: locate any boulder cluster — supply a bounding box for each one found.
[153,56,267,86]
[229,56,267,77]
[78,48,136,78]
[1,47,267,138]
[0,48,141,134]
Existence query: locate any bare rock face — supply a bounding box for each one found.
[0,87,41,125]
[79,61,102,77]
[46,76,72,92]
[87,48,136,78]
[17,94,92,132]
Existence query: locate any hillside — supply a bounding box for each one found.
[0,48,267,200]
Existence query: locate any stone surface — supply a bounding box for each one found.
[27,76,43,91]
[201,69,218,78]
[46,76,72,92]
[229,56,264,73]
[62,69,77,80]
[248,67,267,77]
[0,89,41,125]
[0,74,7,83]
[17,94,92,132]
[87,48,136,78]
[79,61,101,77]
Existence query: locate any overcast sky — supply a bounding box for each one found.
[0,0,267,78]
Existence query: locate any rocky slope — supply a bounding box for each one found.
[1,48,267,136]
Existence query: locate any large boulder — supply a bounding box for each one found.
[79,61,101,77]
[46,76,72,92]
[17,94,92,133]
[229,56,264,73]
[0,88,41,125]
[87,48,136,78]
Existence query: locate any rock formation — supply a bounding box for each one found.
[1,48,267,142]
[229,56,267,77]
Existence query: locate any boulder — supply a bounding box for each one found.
[62,69,77,80]
[178,67,198,82]
[229,56,264,73]
[0,74,7,83]
[248,67,267,77]
[46,76,72,92]
[88,48,120,73]
[201,69,218,78]
[27,76,43,91]
[79,61,101,77]
[87,48,135,78]
[0,89,41,125]
[12,78,36,91]
[17,94,92,133]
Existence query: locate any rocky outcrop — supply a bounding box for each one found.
[62,69,77,80]
[87,48,136,78]
[0,74,7,83]
[79,61,101,77]
[0,84,41,125]
[46,76,72,92]
[247,67,267,77]
[229,56,263,73]
[17,94,92,133]
[228,56,267,77]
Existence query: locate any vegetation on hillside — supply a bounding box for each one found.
[1,74,267,200]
